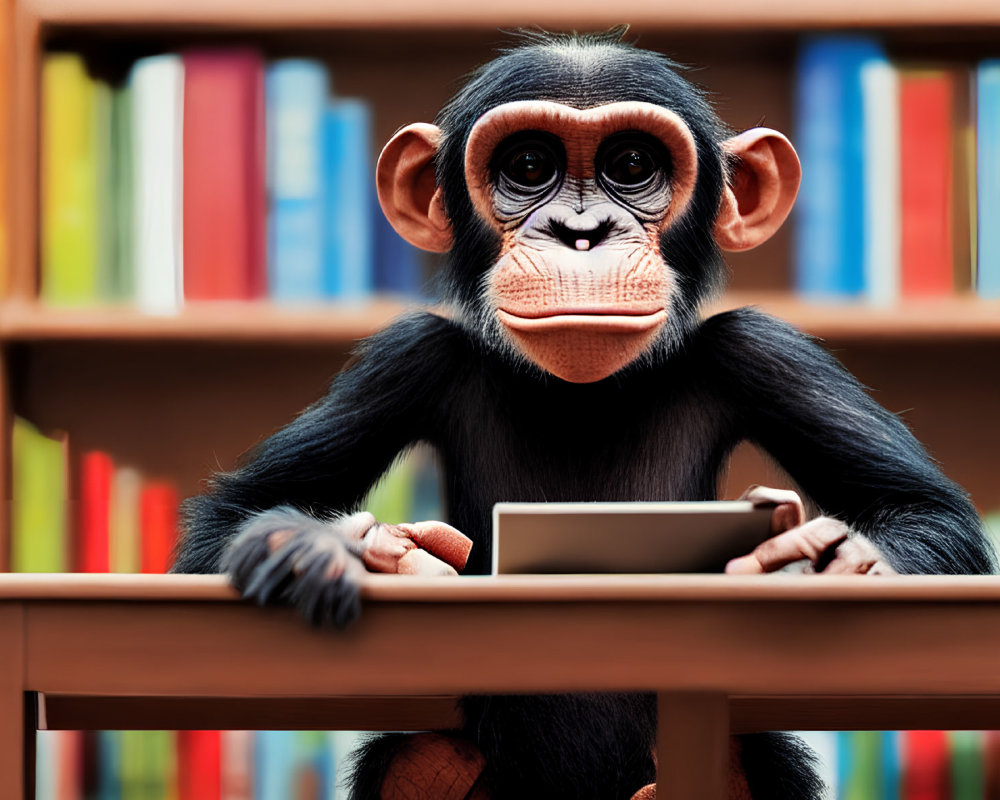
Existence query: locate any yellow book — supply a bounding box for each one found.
[11,417,67,572]
[41,53,100,305]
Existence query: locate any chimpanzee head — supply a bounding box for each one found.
[377,29,800,382]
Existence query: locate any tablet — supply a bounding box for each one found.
[491,501,773,575]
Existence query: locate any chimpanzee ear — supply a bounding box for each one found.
[376,123,453,253]
[713,128,801,252]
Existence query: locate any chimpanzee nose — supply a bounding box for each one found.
[549,220,613,251]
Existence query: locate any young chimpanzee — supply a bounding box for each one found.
[174,28,997,800]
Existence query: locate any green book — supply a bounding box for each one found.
[951,730,984,800]
[363,450,416,525]
[11,417,67,573]
[41,53,100,305]
[110,83,134,302]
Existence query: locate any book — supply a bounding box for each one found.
[901,730,950,799]
[860,58,901,305]
[183,49,266,301]
[178,730,222,800]
[130,54,184,314]
[976,60,1000,298]
[899,69,955,297]
[794,37,888,299]
[950,730,984,800]
[221,731,254,800]
[109,83,135,303]
[266,59,330,302]
[11,417,68,572]
[109,465,142,574]
[78,450,113,573]
[41,53,100,305]
[323,99,374,299]
[140,480,179,573]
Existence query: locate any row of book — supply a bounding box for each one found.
[802,729,1000,799]
[11,417,178,573]
[35,729,364,800]
[795,37,1000,302]
[41,50,425,313]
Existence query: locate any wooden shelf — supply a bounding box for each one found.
[4,294,1000,346]
[24,0,1000,29]
[0,297,415,344]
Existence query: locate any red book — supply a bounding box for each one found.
[78,450,113,573]
[182,49,266,300]
[902,730,951,800]
[177,730,222,800]
[899,71,955,296]
[140,481,179,573]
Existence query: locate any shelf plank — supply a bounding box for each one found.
[22,0,1000,29]
[4,295,1000,345]
[0,298,416,343]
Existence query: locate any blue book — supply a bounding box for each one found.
[323,99,375,299]
[794,37,887,299]
[254,730,298,799]
[97,730,123,800]
[266,59,329,302]
[977,61,1000,298]
[374,199,426,297]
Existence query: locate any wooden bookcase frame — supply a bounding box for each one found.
[3,2,1000,572]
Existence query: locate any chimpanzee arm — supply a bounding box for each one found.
[698,307,997,575]
[172,312,468,619]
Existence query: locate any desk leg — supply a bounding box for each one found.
[656,692,728,800]
[0,605,27,800]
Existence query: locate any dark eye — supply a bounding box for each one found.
[502,147,556,189]
[599,135,669,191]
[493,132,562,197]
[606,148,655,185]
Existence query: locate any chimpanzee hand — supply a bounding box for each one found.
[725,486,896,575]
[221,507,472,627]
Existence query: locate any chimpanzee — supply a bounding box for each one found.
[174,28,997,800]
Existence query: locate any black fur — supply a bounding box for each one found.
[174,29,997,800]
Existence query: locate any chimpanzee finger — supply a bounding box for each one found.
[817,535,897,575]
[725,516,850,574]
[242,537,310,605]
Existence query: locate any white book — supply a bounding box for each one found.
[861,59,901,306]
[130,54,184,314]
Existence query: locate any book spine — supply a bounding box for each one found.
[977,61,1000,297]
[41,54,99,305]
[140,481,179,574]
[860,59,900,305]
[795,38,883,299]
[131,55,184,314]
[183,49,264,301]
[78,450,113,573]
[266,60,329,302]
[109,465,142,574]
[899,70,955,296]
[12,417,68,572]
[323,99,374,299]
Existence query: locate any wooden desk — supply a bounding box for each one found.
[5,573,1000,800]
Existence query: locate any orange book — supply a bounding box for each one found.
[182,49,266,300]
[140,480,179,573]
[177,730,222,800]
[899,70,955,296]
[78,450,113,573]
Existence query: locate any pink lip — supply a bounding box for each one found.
[497,309,667,332]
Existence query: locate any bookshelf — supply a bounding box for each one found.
[4,2,1000,575]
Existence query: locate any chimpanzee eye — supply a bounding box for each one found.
[605,147,655,186]
[598,134,670,192]
[505,149,555,188]
[493,132,562,196]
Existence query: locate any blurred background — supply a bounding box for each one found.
[3,0,1000,797]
